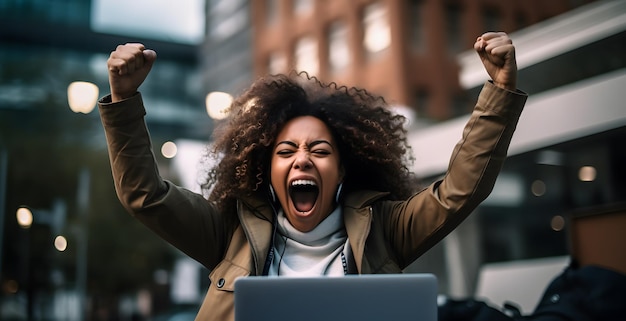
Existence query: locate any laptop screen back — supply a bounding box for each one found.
[234,273,438,321]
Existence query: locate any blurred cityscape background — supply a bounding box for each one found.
[1,0,625,320]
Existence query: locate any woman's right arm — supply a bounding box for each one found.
[98,44,231,269]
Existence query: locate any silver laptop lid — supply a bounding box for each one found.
[234,273,438,321]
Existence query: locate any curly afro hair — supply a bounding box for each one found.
[201,72,418,214]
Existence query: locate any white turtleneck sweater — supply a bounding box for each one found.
[268,207,351,276]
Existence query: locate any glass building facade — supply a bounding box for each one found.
[1,0,209,319]
[1,0,624,319]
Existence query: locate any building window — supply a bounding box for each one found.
[266,0,278,25]
[408,0,426,53]
[210,6,248,41]
[482,6,501,32]
[328,21,350,73]
[293,0,313,15]
[415,88,430,119]
[445,3,463,54]
[268,51,287,74]
[363,1,391,57]
[295,36,319,75]
[451,93,470,118]
[515,12,529,30]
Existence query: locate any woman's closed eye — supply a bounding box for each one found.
[275,149,329,157]
[276,149,296,156]
[311,149,331,156]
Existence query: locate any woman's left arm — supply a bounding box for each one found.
[383,33,528,267]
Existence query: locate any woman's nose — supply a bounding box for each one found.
[293,152,312,169]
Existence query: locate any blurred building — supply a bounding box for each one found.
[245,0,625,304]
[250,0,597,123]
[0,0,210,320]
[201,0,254,95]
[0,0,211,143]
[2,0,624,319]
[408,0,626,308]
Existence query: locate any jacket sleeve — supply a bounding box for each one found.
[381,81,527,268]
[98,93,230,269]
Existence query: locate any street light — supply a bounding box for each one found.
[206,91,232,120]
[67,81,96,321]
[67,81,99,114]
[161,141,178,159]
[15,201,66,237]
[54,235,68,252]
[14,201,66,320]
[16,207,34,228]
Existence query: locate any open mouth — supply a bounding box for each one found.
[289,179,319,213]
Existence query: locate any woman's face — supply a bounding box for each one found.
[270,116,344,232]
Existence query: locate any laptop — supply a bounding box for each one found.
[234,273,438,321]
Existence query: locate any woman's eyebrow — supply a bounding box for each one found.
[309,140,333,150]
[275,141,298,148]
[274,140,333,150]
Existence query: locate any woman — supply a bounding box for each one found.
[100,32,527,320]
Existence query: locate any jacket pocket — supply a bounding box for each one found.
[209,259,250,292]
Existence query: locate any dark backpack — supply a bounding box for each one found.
[438,261,626,321]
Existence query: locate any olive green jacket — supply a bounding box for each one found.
[98,81,526,321]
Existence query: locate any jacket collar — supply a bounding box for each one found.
[343,190,389,209]
[342,190,389,273]
[237,195,275,274]
[237,190,389,274]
